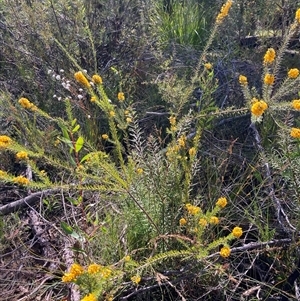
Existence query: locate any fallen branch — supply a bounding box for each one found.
[0,189,59,215]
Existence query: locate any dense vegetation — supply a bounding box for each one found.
[1,0,300,300]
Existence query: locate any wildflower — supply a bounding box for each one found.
[136,168,143,175]
[292,99,300,110]
[216,197,227,208]
[124,255,131,262]
[290,127,300,138]
[109,110,115,118]
[131,275,141,285]
[239,75,248,86]
[186,203,201,215]
[0,135,12,149]
[263,48,276,65]
[102,134,109,140]
[232,226,243,238]
[106,296,114,301]
[264,74,275,85]
[126,117,132,123]
[0,170,7,177]
[179,218,187,226]
[288,68,299,79]
[204,63,212,70]
[118,92,125,101]
[92,74,103,84]
[13,176,29,185]
[251,99,268,117]
[18,97,34,109]
[169,116,176,126]
[188,147,196,157]
[62,272,75,282]
[216,0,233,24]
[177,135,186,148]
[16,151,28,160]
[198,218,208,227]
[210,216,219,225]
[88,263,102,274]
[70,263,84,276]
[81,293,97,301]
[91,96,97,102]
[74,71,91,88]
[295,8,300,23]
[220,246,231,258]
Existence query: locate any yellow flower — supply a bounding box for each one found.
[185,203,201,215]
[288,68,299,79]
[88,263,102,274]
[62,272,75,283]
[177,135,186,148]
[204,63,212,70]
[102,134,109,140]
[126,117,132,123]
[81,293,97,301]
[109,110,115,118]
[264,74,275,85]
[136,168,144,175]
[131,275,141,285]
[0,135,12,149]
[209,216,219,224]
[290,127,300,138]
[251,100,268,117]
[216,197,227,208]
[263,48,276,64]
[179,218,187,226]
[70,263,84,277]
[118,92,125,101]
[292,99,300,110]
[106,296,114,301]
[91,96,97,102]
[124,255,131,262]
[295,8,300,23]
[216,0,233,24]
[188,147,196,157]
[18,97,34,109]
[100,267,112,279]
[16,151,28,160]
[74,71,91,88]
[92,74,103,84]
[0,170,7,177]
[239,75,248,86]
[220,246,231,258]
[13,176,29,185]
[232,226,243,238]
[198,218,208,227]
[169,116,176,126]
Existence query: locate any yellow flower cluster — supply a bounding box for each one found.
[204,63,212,70]
[264,74,275,85]
[62,263,84,282]
[109,111,115,118]
[216,0,233,24]
[198,218,208,227]
[288,68,299,79]
[136,168,144,175]
[92,74,103,84]
[102,134,109,140]
[179,217,187,226]
[220,246,231,258]
[0,170,7,177]
[131,275,141,285]
[0,135,12,149]
[81,293,97,301]
[74,71,91,88]
[295,8,300,23]
[18,97,37,110]
[91,96,97,102]
[16,151,28,160]
[210,216,219,224]
[232,226,243,238]
[251,99,268,117]
[87,263,102,274]
[185,203,201,215]
[100,267,112,279]
[188,147,196,157]
[13,175,29,185]
[169,116,176,126]
[292,99,300,110]
[290,127,300,138]
[177,135,186,148]
[263,48,276,65]
[239,75,248,86]
[216,197,227,208]
[118,92,125,101]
